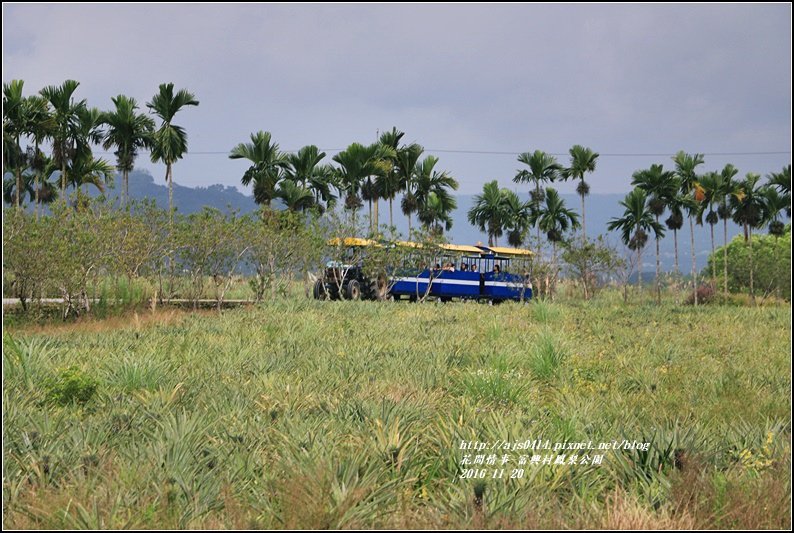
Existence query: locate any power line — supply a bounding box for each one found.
[92,148,791,157]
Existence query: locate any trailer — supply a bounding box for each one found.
[313,239,532,303]
[389,244,533,303]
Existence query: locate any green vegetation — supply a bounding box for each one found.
[706,226,791,300]
[3,77,792,530]
[3,295,789,528]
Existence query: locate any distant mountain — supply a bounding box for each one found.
[124,169,259,214]
[113,170,751,273]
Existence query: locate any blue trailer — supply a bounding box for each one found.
[388,243,533,303]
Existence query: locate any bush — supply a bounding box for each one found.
[685,284,716,305]
[44,366,99,406]
[706,226,791,300]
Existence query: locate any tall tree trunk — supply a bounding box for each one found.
[389,198,394,229]
[709,222,716,288]
[580,186,586,242]
[34,140,40,220]
[34,172,40,219]
[407,212,412,240]
[673,229,679,274]
[61,157,67,205]
[373,198,379,234]
[774,236,780,301]
[637,244,643,289]
[167,163,173,226]
[367,198,372,234]
[15,134,21,209]
[655,214,661,304]
[748,225,755,305]
[690,217,697,305]
[536,182,542,245]
[551,241,558,301]
[123,168,129,208]
[723,218,729,298]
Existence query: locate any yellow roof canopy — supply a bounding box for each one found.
[483,246,534,257]
[327,237,380,247]
[394,240,424,249]
[439,243,485,254]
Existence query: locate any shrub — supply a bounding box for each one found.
[685,284,715,305]
[706,227,791,299]
[44,366,99,406]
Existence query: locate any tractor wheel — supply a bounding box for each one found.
[345,280,361,301]
[313,280,326,300]
[369,276,387,301]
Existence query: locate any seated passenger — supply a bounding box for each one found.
[471,264,478,272]
[493,264,501,274]
[448,262,456,272]
[460,263,468,271]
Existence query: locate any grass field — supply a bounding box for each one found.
[2,292,791,528]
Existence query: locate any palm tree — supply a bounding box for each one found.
[24,95,54,218]
[631,163,677,302]
[422,191,456,234]
[284,145,336,211]
[529,187,580,299]
[229,131,286,208]
[468,180,506,246]
[396,143,424,237]
[68,153,115,208]
[64,106,106,206]
[102,95,155,208]
[767,165,791,216]
[332,143,384,231]
[40,80,86,202]
[377,127,404,229]
[360,143,393,233]
[275,179,315,212]
[673,150,705,304]
[762,185,789,300]
[664,184,690,275]
[502,190,532,248]
[147,83,199,222]
[717,164,741,298]
[697,171,724,289]
[32,155,60,212]
[608,188,665,290]
[514,150,562,242]
[561,145,599,241]
[413,155,458,233]
[3,168,35,206]
[3,80,28,208]
[3,125,24,182]
[730,173,766,304]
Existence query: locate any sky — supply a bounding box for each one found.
[3,3,791,196]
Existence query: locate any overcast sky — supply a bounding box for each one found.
[3,3,791,195]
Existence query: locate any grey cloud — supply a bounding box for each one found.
[3,3,790,194]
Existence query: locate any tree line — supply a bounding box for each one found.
[3,201,327,317]
[4,78,791,305]
[3,79,198,222]
[467,147,790,304]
